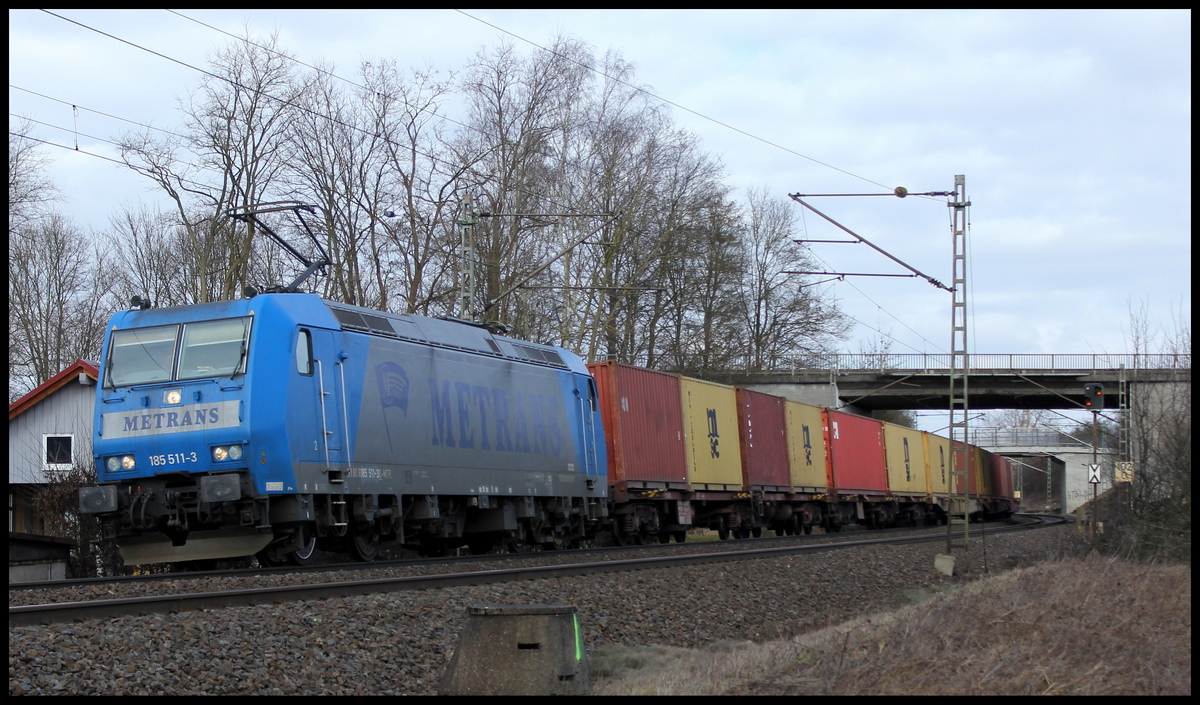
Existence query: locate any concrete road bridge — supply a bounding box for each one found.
[725,353,1190,412]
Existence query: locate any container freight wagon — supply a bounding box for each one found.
[825,409,891,529]
[679,377,743,491]
[586,362,687,493]
[587,361,691,543]
[783,400,831,492]
[882,422,927,496]
[680,376,758,538]
[735,389,790,492]
[990,454,1018,514]
[881,422,941,527]
[825,410,888,495]
[924,432,951,496]
[780,399,832,534]
[943,442,998,520]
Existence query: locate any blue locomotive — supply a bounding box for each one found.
[80,293,608,566]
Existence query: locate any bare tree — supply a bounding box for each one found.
[364,61,469,315]
[1097,299,1191,561]
[9,214,113,399]
[739,188,850,370]
[118,31,304,302]
[8,117,58,234]
[31,455,123,577]
[103,204,194,308]
[460,38,594,327]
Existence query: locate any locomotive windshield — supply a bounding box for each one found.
[177,318,251,380]
[105,317,251,388]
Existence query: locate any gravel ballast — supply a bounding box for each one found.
[9,524,1076,695]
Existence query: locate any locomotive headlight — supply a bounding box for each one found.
[213,444,243,462]
[121,455,136,470]
[163,388,183,405]
[106,456,120,472]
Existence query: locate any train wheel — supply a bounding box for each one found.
[349,529,380,562]
[673,531,687,543]
[803,524,813,535]
[717,517,730,541]
[288,525,317,566]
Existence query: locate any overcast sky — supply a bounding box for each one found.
[10,9,1191,408]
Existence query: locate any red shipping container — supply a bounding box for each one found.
[951,443,987,495]
[736,389,790,489]
[587,361,688,487]
[825,409,888,494]
[991,453,1014,499]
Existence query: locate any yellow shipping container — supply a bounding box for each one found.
[924,432,951,495]
[973,447,994,496]
[883,423,927,495]
[679,377,743,489]
[784,400,829,490]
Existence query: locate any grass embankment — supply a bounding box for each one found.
[590,554,1191,695]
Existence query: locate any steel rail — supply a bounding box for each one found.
[11,516,1008,591]
[10,515,1061,627]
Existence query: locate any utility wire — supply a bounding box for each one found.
[447,9,957,347]
[36,9,596,221]
[30,8,939,345]
[452,9,896,192]
[11,84,191,141]
[178,8,903,200]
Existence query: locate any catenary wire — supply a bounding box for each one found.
[27,8,944,350]
[34,9,592,220]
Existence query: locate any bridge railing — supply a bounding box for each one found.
[766,353,1191,374]
[966,426,1092,448]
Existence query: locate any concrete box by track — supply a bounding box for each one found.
[438,604,590,695]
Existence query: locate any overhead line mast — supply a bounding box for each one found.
[787,178,976,560]
[946,175,972,557]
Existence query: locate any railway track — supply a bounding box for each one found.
[10,514,1064,627]
[8,517,1025,592]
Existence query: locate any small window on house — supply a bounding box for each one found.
[45,435,73,466]
[296,329,313,376]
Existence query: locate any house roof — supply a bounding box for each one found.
[8,360,100,421]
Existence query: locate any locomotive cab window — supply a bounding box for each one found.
[106,324,179,388]
[177,317,252,380]
[296,329,313,376]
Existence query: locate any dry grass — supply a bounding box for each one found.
[590,554,1191,695]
